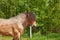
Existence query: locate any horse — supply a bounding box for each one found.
[0,12,36,40]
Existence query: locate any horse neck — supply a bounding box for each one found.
[22,20,29,29]
[16,14,29,28]
[10,13,29,28]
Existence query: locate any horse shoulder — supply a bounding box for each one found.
[16,22,24,35]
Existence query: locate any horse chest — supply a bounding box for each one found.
[17,23,24,30]
[16,23,24,34]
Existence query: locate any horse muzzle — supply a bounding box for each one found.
[32,21,36,27]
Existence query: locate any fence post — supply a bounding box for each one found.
[30,26,32,38]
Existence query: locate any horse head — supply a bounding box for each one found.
[26,12,36,27]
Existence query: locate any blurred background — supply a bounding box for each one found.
[0,0,60,40]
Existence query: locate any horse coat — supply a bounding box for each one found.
[0,12,36,40]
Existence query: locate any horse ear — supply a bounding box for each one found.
[26,11,33,17]
[26,13,29,17]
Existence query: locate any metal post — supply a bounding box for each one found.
[30,26,32,38]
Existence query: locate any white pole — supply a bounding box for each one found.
[30,26,32,38]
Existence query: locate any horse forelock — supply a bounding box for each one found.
[28,12,36,21]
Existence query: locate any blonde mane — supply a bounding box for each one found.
[0,13,27,25]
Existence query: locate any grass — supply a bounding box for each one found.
[0,31,60,40]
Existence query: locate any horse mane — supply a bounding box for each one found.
[9,12,26,19]
[0,12,26,24]
[0,12,36,25]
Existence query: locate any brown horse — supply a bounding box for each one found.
[0,12,36,40]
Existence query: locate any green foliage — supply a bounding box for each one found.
[0,0,60,34]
